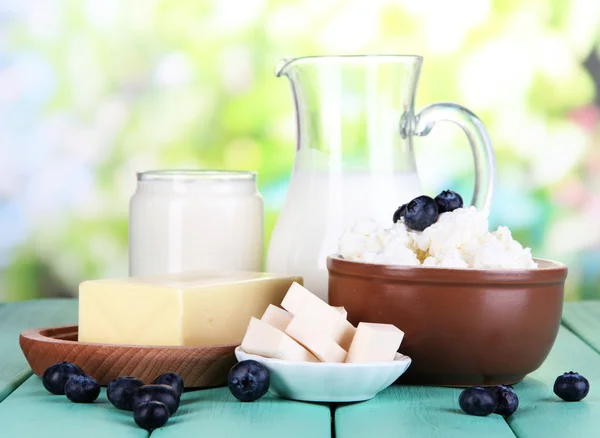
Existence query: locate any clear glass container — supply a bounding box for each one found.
[266,55,495,301]
[129,170,264,276]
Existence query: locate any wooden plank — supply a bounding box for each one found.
[507,326,600,438]
[561,301,600,353]
[152,387,331,438]
[0,376,145,437]
[0,299,77,402]
[335,385,515,438]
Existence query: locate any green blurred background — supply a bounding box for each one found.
[1,0,600,301]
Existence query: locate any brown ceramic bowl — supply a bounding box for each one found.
[327,256,567,387]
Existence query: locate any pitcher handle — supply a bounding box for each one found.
[412,103,496,213]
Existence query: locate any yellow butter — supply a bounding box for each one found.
[78,271,302,346]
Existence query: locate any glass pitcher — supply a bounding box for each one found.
[266,55,495,302]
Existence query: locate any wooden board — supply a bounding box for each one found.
[20,325,237,388]
[0,299,77,402]
[152,387,331,438]
[507,325,600,437]
[561,301,600,353]
[0,376,145,438]
[335,385,515,438]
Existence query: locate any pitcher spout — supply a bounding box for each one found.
[275,57,298,77]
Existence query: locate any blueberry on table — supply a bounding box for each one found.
[228,360,270,402]
[435,190,463,213]
[134,401,170,431]
[153,372,184,397]
[392,204,407,223]
[488,385,519,417]
[64,375,101,403]
[404,196,439,231]
[554,371,590,401]
[42,362,85,395]
[133,384,180,415]
[107,376,145,410]
[459,387,497,416]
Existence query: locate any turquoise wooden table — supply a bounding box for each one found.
[1,299,600,437]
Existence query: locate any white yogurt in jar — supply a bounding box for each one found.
[129,170,264,277]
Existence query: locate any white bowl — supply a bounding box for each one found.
[234,347,412,402]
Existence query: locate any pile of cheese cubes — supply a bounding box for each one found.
[240,282,404,363]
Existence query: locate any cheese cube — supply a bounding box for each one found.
[241,317,318,362]
[345,323,404,363]
[79,271,302,346]
[261,305,292,331]
[281,282,343,335]
[280,282,356,350]
[285,314,347,362]
[334,319,357,351]
[335,306,348,319]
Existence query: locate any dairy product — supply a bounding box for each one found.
[335,307,348,319]
[239,282,407,364]
[78,271,301,346]
[285,315,348,362]
[334,319,357,351]
[129,170,264,277]
[266,169,423,302]
[241,317,318,362]
[338,207,538,270]
[261,304,293,331]
[281,282,344,334]
[346,323,405,363]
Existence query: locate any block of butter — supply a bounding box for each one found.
[78,271,302,346]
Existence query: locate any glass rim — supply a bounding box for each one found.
[276,54,423,76]
[137,169,257,182]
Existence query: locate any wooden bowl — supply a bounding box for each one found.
[328,256,568,387]
[20,325,237,388]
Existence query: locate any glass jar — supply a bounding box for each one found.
[129,170,264,276]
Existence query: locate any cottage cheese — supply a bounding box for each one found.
[338,207,538,269]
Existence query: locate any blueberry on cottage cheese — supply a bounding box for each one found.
[42,362,85,395]
[153,372,184,397]
[554,371,590,402]
[228,360,270,402]
[107,376,145,410]
[133,384,180,415]
[488,385,519,417]
[459,387,497,416]
[435,190,463,213]
[134,401,170,431]
[392,204,407,223]
[64,375,101,403]
[404,195,439,231]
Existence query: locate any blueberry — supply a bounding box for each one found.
[134,401,170,431]
[392,204,407,223]
[404,195,439,231]
[42,362,85,395]
[488,385,519,417]
[64,375,100,403]
[554,371,590,401]
[435,190,463,213]
[459,387,497,416]
[153,373,184,397]
[228,360,270,402]
[107,376,145,410]
[133,384,180,415]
